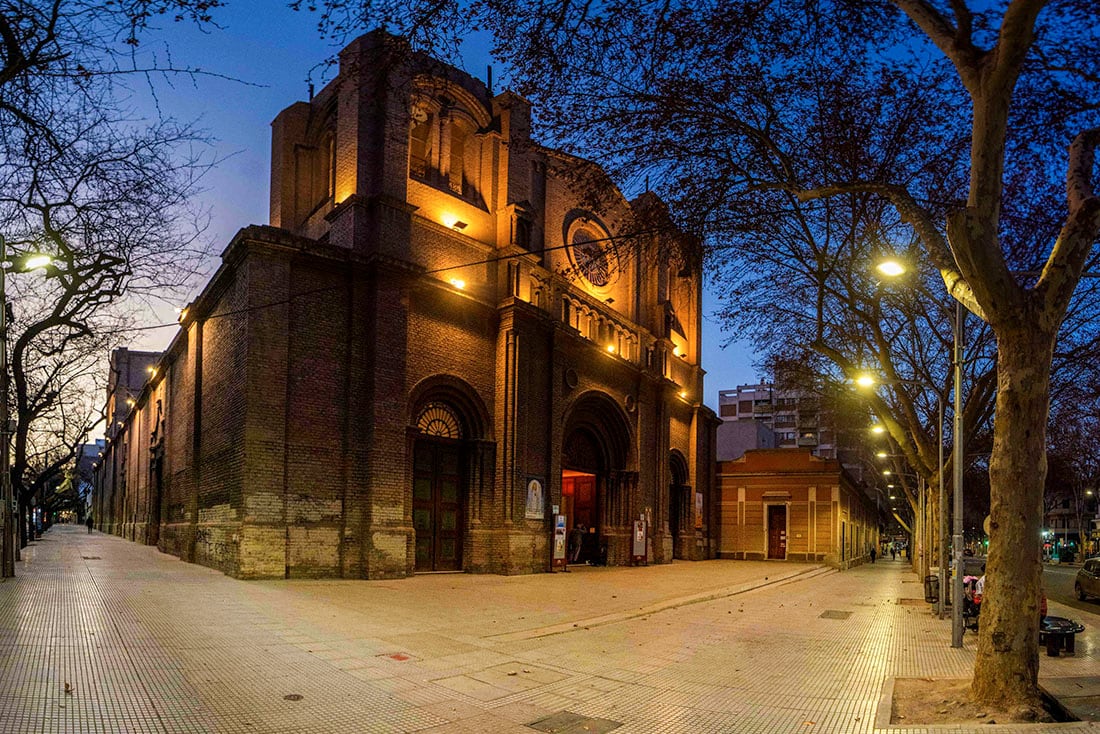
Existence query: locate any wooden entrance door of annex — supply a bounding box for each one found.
[767,504,787,559]
[412,440,463,572]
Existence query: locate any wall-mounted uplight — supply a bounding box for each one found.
[871,424,886,434]
[679,390,688,400]
[147,366,157,378]
[875,451,887,458]
[449,278,466,290]
[177,307,189,323]
[451,220,468,231]
[126,398,136,407]
[606,344,616,354]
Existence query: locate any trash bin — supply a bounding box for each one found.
[924,575,939,604]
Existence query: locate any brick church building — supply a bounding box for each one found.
[92,32,719,579]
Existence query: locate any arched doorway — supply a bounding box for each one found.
[561,392,634,566]
[408,377,491,574]
[562,428,602,563]
[669,451,689,560]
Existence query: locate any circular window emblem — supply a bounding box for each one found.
[567,221,617,288]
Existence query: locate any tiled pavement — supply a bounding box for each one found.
[2,527,1099,733]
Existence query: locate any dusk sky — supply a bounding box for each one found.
[128,2,758,410]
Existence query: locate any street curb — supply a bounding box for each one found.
[487,564,835,642]
[875,676,894,730]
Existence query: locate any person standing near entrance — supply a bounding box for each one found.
[569,523,585,563]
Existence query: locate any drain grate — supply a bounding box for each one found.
[819,610,852,620]
[897,598,926,606]
[81,556,101,560]
[528,711,622,733]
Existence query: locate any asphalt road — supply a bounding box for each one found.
[1044,562,1100,615]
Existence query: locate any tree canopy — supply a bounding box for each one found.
[298,0,1100,713]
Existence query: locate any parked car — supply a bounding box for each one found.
[1075,558,1100,601]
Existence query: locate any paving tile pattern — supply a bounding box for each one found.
[2,526,1099,733]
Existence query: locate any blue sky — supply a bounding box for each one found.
[128,2,759,409]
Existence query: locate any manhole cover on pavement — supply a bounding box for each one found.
[81,556,101,560]
[528,711,621,733]
[819,610,852,620]
[283,694,303,701]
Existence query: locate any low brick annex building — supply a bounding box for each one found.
[717,450,878,568]
[92,32,719,579]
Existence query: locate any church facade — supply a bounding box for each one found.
[92,32,719,579]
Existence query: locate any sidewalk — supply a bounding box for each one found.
[0,526,1097,733]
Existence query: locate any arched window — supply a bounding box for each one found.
[322,132,336,201]
[448,121,467,195]
[409,115,433,179]
[416,401,463,439]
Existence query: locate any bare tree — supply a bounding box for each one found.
[1,2,223,554]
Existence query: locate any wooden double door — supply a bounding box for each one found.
[413,441,464,571]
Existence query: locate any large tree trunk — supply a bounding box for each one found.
[971,325,1053,712]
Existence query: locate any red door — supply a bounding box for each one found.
[767,505,787,559]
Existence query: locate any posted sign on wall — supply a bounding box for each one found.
[632,517,647,565]
[552,514,568,570]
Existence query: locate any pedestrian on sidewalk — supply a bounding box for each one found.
[870,546,877,563]
[86,515,93,533]
[890,546,896,561]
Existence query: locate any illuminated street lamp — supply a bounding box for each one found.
[874,258,965,644]
[1,235,54,578]
[876,259,906,277]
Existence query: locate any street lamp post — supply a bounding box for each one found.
[951,300,965,648]
[861,382,947,616]
[0,235,52,578]
[1,235,10,578]
[871,258,964,644]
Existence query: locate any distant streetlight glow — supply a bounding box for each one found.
[855,374,876,388]
[871,424,886,434]
[449,278,465,290]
